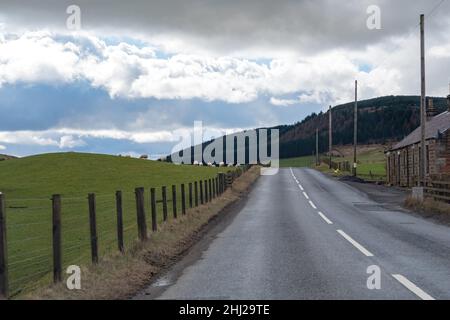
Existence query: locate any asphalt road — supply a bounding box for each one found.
[138,168,450,300]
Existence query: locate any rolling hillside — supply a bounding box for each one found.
[279,95,448,158]
[171,95,448,163]
[0,152,222,198]
[0,152,225,296]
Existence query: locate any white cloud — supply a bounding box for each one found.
[58,135,86,149]
[0,131,59,146]
[0,125,247,150]
[0,31,80,86]
[1,0,447,57]
[429,44,450,58]
[270,97,298,107]
[0,23,449,106]
[0,145,6,150]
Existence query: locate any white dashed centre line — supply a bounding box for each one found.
[317,211,333,224]
[309,201,317,209]
[337,230,374,257]
[298,184,304,191]
[392,274,435,300]
[302,192,309,200]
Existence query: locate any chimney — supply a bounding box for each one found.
[448,83,450,112]
[426,97,437,120]
[447,94,450,112]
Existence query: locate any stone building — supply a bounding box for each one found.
[386,95,450,186]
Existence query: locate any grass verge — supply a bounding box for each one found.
[0,152,227,296]
[22,166,260,300]
[404,196,450,226]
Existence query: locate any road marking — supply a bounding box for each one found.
[317,211,333,224]
[289,169,304,190]
[337,230,374,257]
[302,192,309,199]
[309,201,317,209]
[391,274,435,300]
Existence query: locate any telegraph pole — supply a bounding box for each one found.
[329,105,332,169]
[419,14,426,186]
[316,128,319,166]
[353,80,358,176]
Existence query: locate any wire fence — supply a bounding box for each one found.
[0,166,250,298]
[321,157,386,182]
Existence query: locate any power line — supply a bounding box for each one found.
[427,0,447,18]
[371,0,447,71]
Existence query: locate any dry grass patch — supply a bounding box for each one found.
[22,166,261,300]
[404,196,450,226]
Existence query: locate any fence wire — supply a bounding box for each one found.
[2,169,238,297]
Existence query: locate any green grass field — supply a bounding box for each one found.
[279,146,386,180]
[0,152,227,296]
[331,147,386,178]
[280,156,314,168]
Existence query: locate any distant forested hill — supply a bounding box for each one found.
[279,95,447,158]
[169,95,448,162]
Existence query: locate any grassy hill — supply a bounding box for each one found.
[0,152,226,296]
[0,154,16,161]
[0,152,223,199]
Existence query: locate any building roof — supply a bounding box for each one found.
[391,111,450,150]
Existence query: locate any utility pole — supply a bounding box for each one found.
[329,105,332,169]
[316,128,319,166]
[353,80,358,177]
[419,14,426,186]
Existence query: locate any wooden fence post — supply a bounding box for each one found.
[172,185,177,219]
[219,174,223,192]
[150,188,157,232]
[208,179,214,201]
[162,186,168,222]
[194,181,199,207]
[226,173,229,188]
[88,193,98,264]
[200,180,204,204]
[51,194,62,284]
[211,178,215,199]
[0,193,9,298]
[135,187,147,241]
[208,179,211,200]
[181,184,186,215]
[188,183,193,208]
[216,177,219,196]
[204,179,208,203]
[115,191,124,253]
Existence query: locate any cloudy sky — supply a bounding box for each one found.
[0,0,449,157]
